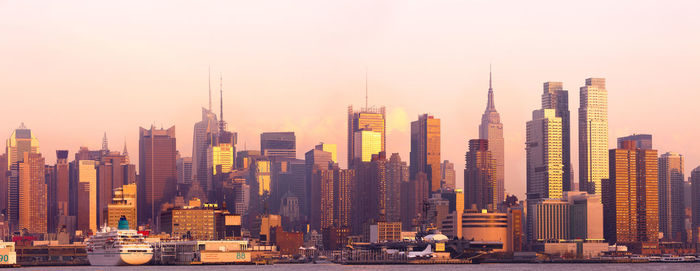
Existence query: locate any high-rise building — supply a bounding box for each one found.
[441,160,456,190]
[97,151,135,227]
[602,141,658,244]
[353,152,388,236]
[305,149,332,220]
[77,159,97,233]
[347,105,386,168]
[5,123,39,170]
[479,70,505,204]
[617,134,652,150]
[691,166,700,244]
[106,183,137,229]
[192,108,218,196]
[527,199,571,242]
[464,139,496,210]
[6,125,40,232]
[578,78,609,195]
[0,154,7,219]
[53,151,70,228]
[526,109,563,200]
[18,152,47,234]
[542,82,572,192]
[386,153,407,223]
[261,132,296,160]
[566,191,604,240]
[315,143,337,163]
[176,156,193,184]
[353,130,381,163]
[410,114,441,192]
[658,152,685,242]
[138,125,177,227]
[333,167,355,230]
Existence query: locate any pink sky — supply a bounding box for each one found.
[2,1,699,199]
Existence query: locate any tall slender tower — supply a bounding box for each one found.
[578,78,609,195]
[479,68,504,204]
[525,109,563,200]
[658,152,684,242]
[542,82,571,192]
[138,125,177,227]
[410,114,441,192]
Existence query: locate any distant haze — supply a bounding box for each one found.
[2,1,699,199]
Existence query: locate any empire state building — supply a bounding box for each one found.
[479,68,505,205]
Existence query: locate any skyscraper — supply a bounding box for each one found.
[617,134,652,150]
[0,154,7,218]
[77,159,97,233]
[138,125,177,227]
[6,124,40,231]
[305,149,332,219]
[441,160,456,191]
[53,151,70,228]
[579,78,609,195]
[386,153,406,223]
[658,152,684,242]
[464,139,496,210]
[542,82,571,191]
[347,105,386,168]
[479,69,505,205]
[315,143,337,164]
[261,132,296,160]
[97,151,135,227]
[410,114,441,192]
[18,152,47,234]
[176,156,193,184]
[691,166,700,244]
[526,109,563,200]
[107,182,137,229]
[353,130,381,163]
[603,140,658,244]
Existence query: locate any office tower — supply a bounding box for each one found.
[526,109,564,200]
[410,114,441,192]
[347,105,386,168]
[566,191,604,240]
[176,156,193,184]
[617,134,652,150]
[315,143,337,163]
[193,108,218,193]
[602,141,658,244]
[334,167,355,230]
[0,154,7,218]
[441,160,456,190]
[18,152,47,234]
[578,78,609,195]
[527,199,571,242]
[5,123,39,170]
[270,159,305,215]
[138,125,177,226]
[386,153,406,223]
[97,151,135,227]
[310,167,334,231]
[353,130,381,163]
[542,82,572,191]
[261,132,296,160]
[6,124,40,232]
[54,151,70,227]
[464,139,496,210]
[479,70,505,204]
[106,183,137,229]
[658,152,685,242]
[77,159,97,233]
[353,152,388,236]
[209,133,235,177]
[691,166,700,244]
[305,149,332,219]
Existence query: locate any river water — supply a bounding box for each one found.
[21,263,698,270]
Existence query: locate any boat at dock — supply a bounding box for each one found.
[85,216,153,266]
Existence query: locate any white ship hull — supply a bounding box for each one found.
[88,249,153,266]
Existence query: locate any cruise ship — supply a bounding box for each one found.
[86,216,153,266]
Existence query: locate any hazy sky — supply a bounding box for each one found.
[2,0,699,199]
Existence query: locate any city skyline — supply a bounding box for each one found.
[3,1,700,200]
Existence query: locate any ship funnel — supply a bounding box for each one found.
[118,215,130,230]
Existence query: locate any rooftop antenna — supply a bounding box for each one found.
[208,66,212,112]
[102,132,108,151]
[365,67,368,109]
[219,73,226,132]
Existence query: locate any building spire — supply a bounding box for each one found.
[122,138,130,163]
[102,132,109,151]
[208,66,212,112]
[486,64,495,111]
[219,73,226,132]
[365,67,368,109]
